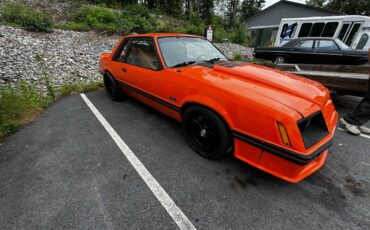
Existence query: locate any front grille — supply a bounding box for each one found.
[298,112,329,149]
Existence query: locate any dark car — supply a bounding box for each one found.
[254,38,368,65]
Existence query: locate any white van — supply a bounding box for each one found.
[274,15,370,50]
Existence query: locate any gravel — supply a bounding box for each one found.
[0,26,253,94]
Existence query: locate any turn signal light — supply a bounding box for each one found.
[277,122,291,146]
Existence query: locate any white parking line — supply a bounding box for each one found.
[80,94,196,230]
[337,127,370,139]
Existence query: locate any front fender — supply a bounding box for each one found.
[180,95,235,129]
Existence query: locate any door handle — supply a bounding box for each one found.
[121,68,127,73]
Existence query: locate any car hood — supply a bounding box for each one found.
[184,62,330,117]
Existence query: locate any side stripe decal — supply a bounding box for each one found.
[116,80,180,112]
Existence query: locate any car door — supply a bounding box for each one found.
[110,38,134,84]
[122,37,167,101]
[314,39,342,64]
[290,39,315,63]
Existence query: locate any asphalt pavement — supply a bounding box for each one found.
[0,90,369,229]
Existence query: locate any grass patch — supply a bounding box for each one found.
[59,81,104,97]
[0,82,51,140]
[0,80,104,141]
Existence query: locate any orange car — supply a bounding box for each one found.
[99,33,338,183]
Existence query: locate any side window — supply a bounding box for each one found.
[345,23,361,46]
[295,40,314,49]
[321,22,339,37]
[289,23,298,38]
[280,24,288,38]
[315,40,339,50]
[116,40,131,62]
[298,23,312,37]
[356,34,369,49]
[310,22,325,36]
[126,39,162,70]
[338,23,350,41]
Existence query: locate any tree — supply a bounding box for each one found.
[240,0,264,20]
[306,0,370,15]
[219,0,240,28]
[200,0,214,24]
[305,0,325,8]
[325,0,370,15]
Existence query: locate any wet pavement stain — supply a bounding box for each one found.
[234,176,247,188]
[244,177,257,186]
[344,175,367,198]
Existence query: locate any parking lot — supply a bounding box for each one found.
[0,90,369,229]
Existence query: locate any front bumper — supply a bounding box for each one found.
[233,111,338,183]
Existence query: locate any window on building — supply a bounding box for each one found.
[295,40,314,49]
[345,23,361,46]
[310,23,325,36]
[321,22,339,37]
[315,40,339,50]
[338,23,350,41]
[298,23,312,37]
[356,34,369,49]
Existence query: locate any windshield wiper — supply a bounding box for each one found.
[204,57,221,63]
[172,61,197,68]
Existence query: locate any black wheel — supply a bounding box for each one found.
[104,73,123,101]
[182,106,233,159]
[274,56,286,64]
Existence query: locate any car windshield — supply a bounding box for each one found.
[334,39,352,50]
[158,36,227,68]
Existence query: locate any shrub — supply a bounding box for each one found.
[232,24,249,46]
[120,4,159,33]
[74,5,120,32]
[1,3,53,32]
[232,53,243,61]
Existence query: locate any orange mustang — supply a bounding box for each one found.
[99,33,338,183]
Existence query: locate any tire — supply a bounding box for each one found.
[274,56,286,64]
[104,72,123,101]
[182,106,233,159]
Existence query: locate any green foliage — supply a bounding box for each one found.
[232,23,249,46]
[59,81,104,97]
[72,4,159,34]
[120,4,159,33]
[0,82,51,140]
[74,5,121,33]
[232,53,243,61]
[0,3,53,32]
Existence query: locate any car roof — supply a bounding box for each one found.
[123,33,204,39]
